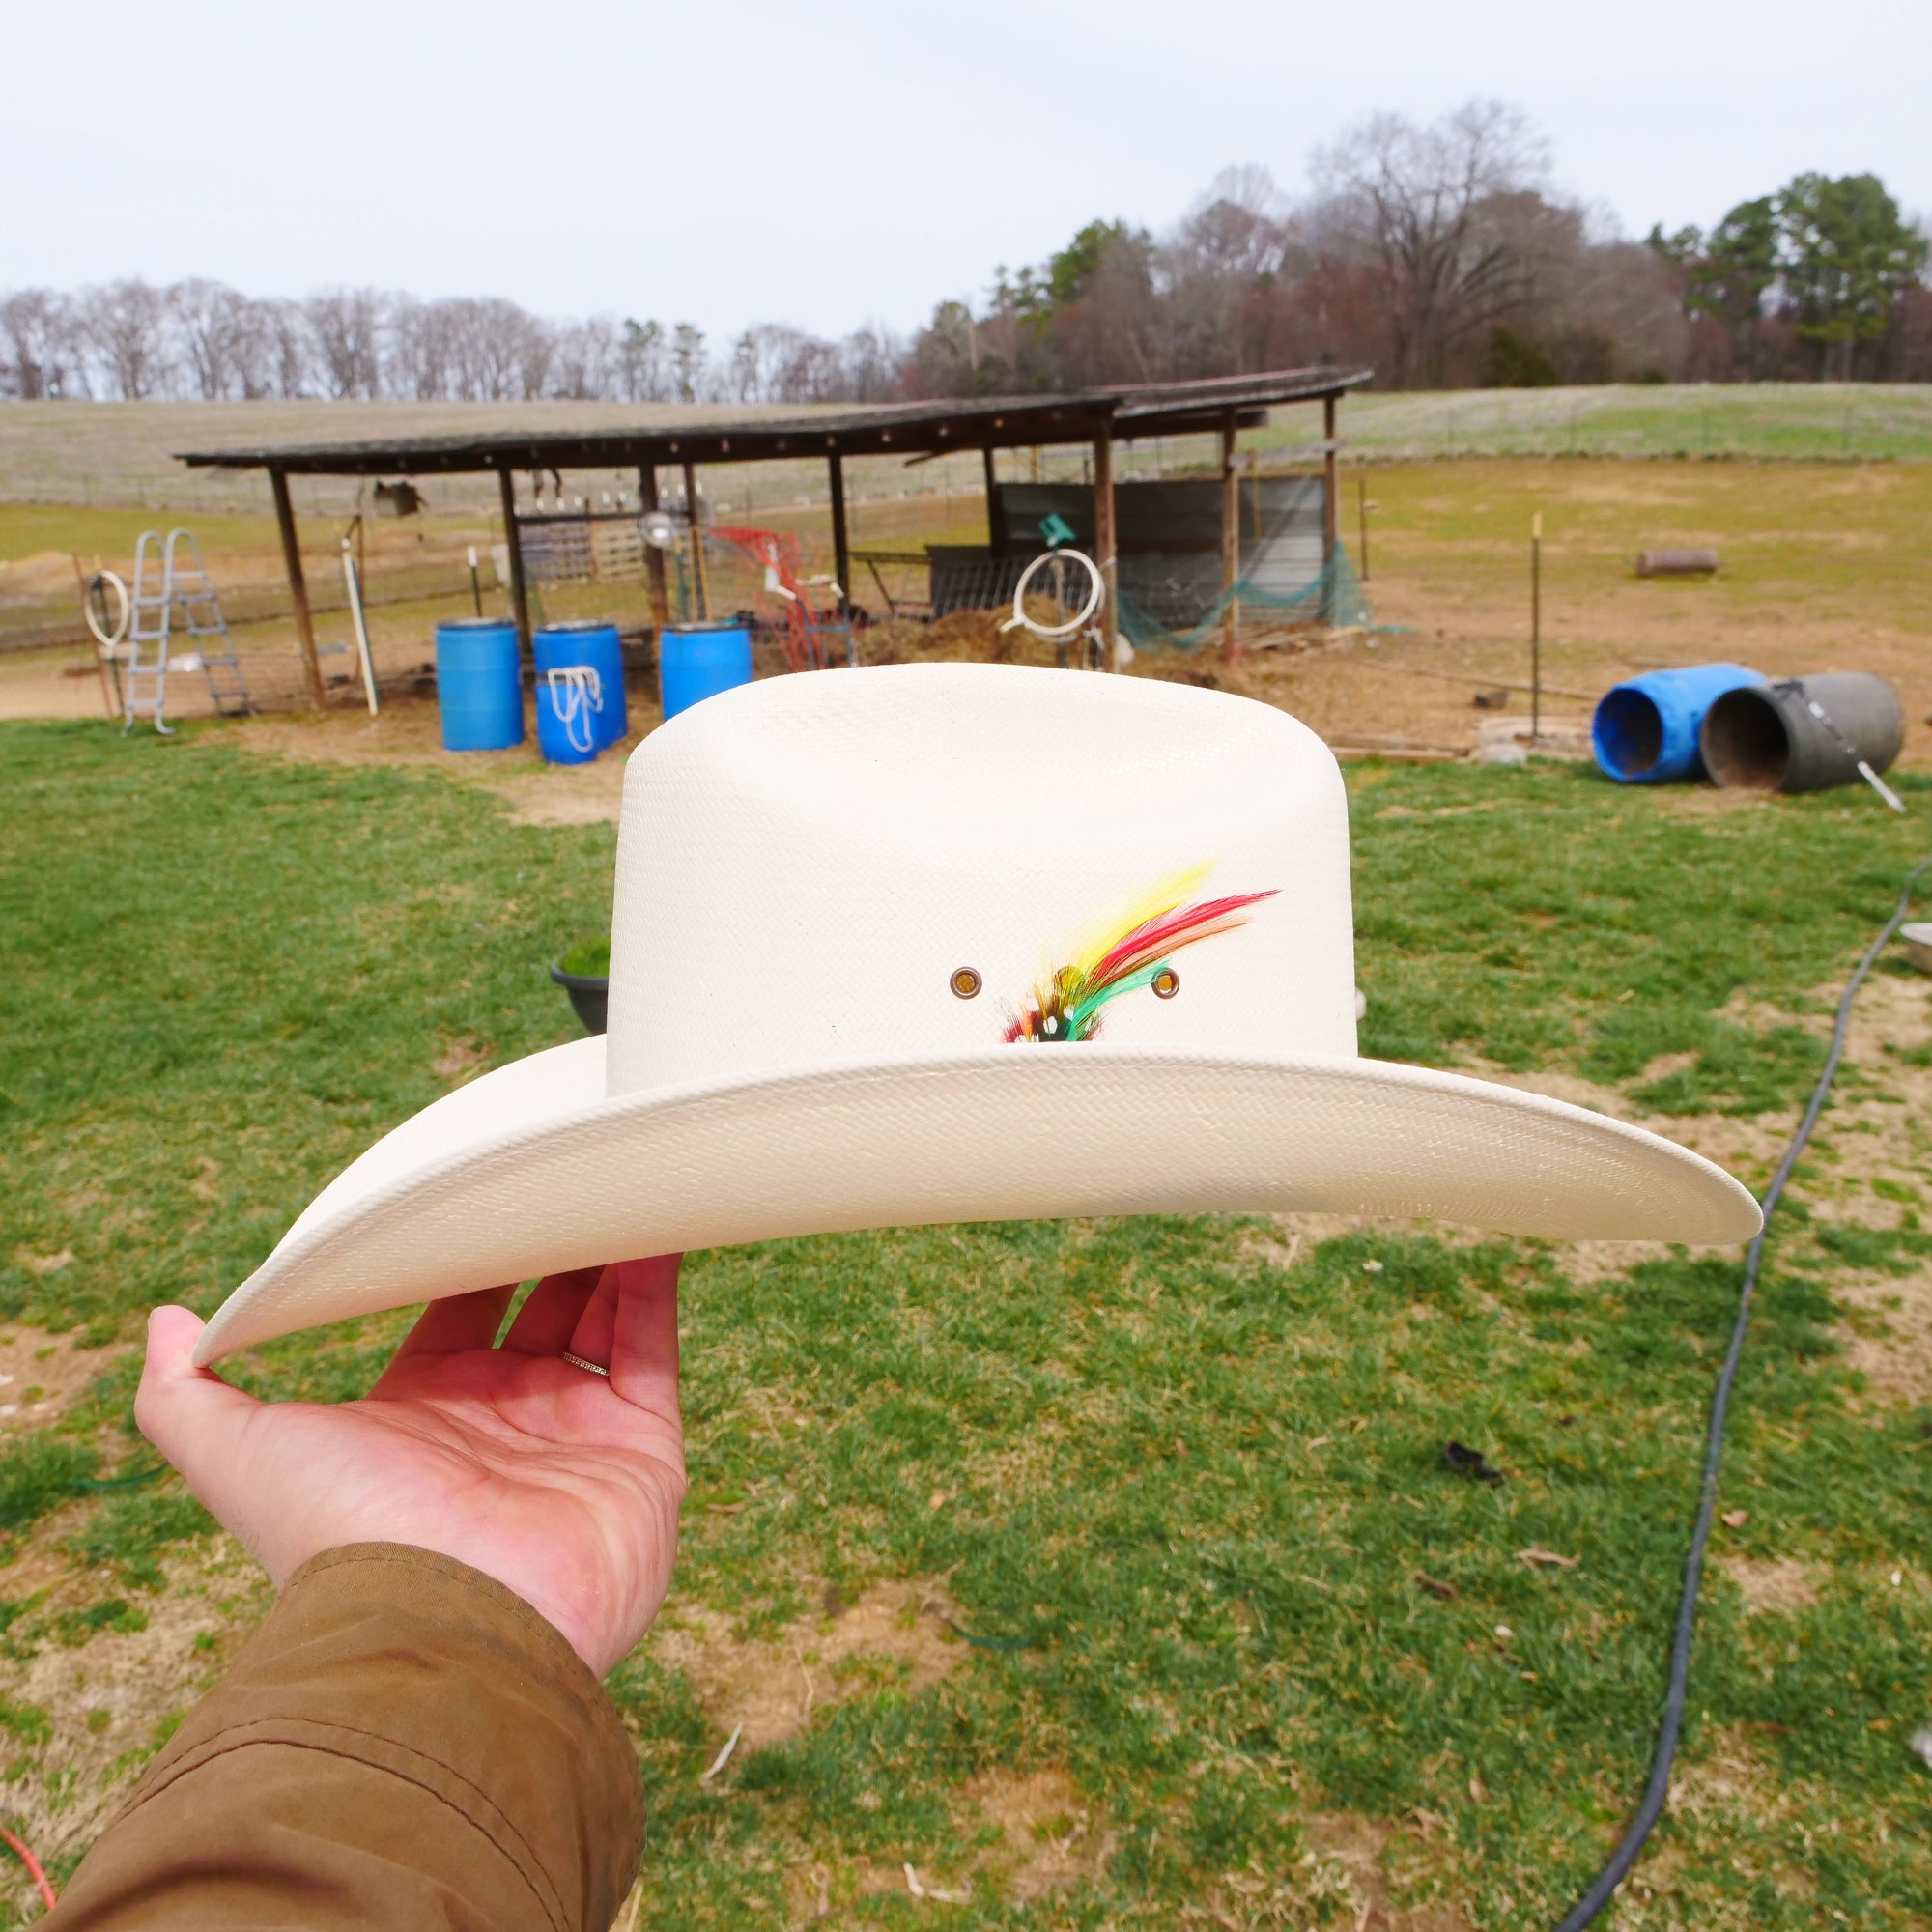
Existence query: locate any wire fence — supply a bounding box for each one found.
[1118,549,1374,651]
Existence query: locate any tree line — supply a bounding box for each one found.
[5,101,1926,406]
[0,283,904,408]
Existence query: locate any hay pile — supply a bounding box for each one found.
[854,606,1063,670]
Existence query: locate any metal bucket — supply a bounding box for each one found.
[1899,923,1932,976]
[1699,672,1904,794]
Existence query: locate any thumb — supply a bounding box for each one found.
[134,1305,261,1489]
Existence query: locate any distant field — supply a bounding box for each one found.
[0,400,1002,520]
[1299,385,1932,466]
[1,386,1927,524]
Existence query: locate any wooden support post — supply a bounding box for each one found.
[496,468,531,656]
[639,465,670,632]
[1219,413,1240,663]
[682,461,711,620]
[270,466,325,709]
[1092,422,1116,669]
[982,445,1003,555]
[828,451,851,618]
[1321,393,1340,625]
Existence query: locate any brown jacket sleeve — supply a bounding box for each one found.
[46,1544,646,1932]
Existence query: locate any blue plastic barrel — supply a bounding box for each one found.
[535,668,601,765]
[660,622,753,723]
[534,621,627,749]
[1592,663,1764,784]
[435,619,524,752]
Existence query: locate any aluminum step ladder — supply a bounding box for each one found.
[122,531,175,733]
[162,529,253,717]
[121,529,254,733]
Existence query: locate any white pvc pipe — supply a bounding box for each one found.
[340,541,381,716]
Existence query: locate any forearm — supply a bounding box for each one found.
[47,1545,646,1932]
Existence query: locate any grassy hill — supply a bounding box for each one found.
[1,386,1928,523]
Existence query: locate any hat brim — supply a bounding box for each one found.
[193,1038,1763,1363]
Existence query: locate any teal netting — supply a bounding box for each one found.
[1115,548,1373,652]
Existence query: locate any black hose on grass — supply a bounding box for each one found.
[1555,850,1932,1930]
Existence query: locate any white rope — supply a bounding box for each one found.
[544,666,603,755]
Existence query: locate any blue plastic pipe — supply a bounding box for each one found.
[1592,663,1764,784]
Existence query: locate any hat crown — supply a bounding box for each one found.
[606,664,1356,1094]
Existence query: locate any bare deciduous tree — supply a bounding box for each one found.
[0,289,80,398]
[552,317,619,400]
[169,279,252,399]
[1161,167,1294,377]
[386,297,449,401]
[303,288,384,399]
[80,279,173,399]
[1310,100,1550,386]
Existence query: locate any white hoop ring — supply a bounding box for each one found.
[83,570,130,651]
[998,547,1105,642]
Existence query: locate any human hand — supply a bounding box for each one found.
[135,1257,686,1676]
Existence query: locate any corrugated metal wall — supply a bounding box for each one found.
[928,477,1327,626]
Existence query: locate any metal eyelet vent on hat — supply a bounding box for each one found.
[950,967,982,999]
[1151,966,1180,999]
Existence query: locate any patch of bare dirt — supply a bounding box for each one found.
[0,655,105,721]
[432,1036,493,1086]
[966,1766,1115,1901]
[1835,1276,1932,1406]
[1300,1812,1470,1932]
[0,1533,268,1870]
[0,1326,130,1442]
[1178,1810,1468,1932]
[1608,1727,1826,1918]
[647,1576,965,1753]
[1457,1057,1797,1193]
[1718,1556,1821,1614]
[225,699,644,827]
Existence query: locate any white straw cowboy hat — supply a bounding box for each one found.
[195,663,1760,1363]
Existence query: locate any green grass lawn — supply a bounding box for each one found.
[1275,385,1932,466]
[2,722,1930,1926]
[1341,457,1932,652]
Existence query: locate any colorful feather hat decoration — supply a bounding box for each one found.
[1005,865,1277,1044]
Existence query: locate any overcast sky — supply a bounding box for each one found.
[8,0,1927,345]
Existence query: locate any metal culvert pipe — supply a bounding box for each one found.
[1591,663,1764,783]
[1699,672,1905,794]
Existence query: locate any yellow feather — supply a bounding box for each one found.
[1065,862,1214,983]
